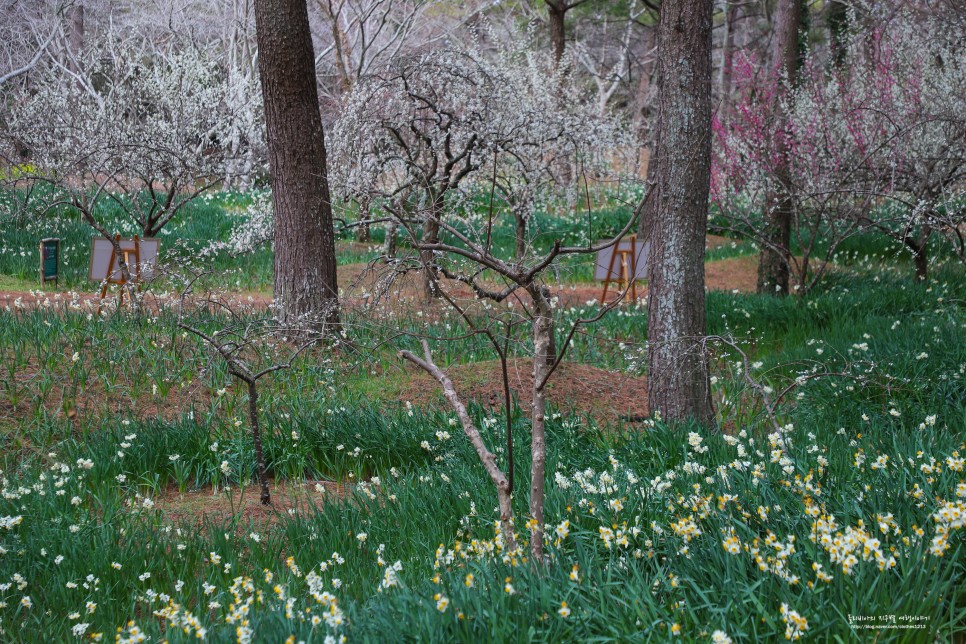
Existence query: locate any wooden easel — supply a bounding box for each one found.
[600,234,639,303]
[98,234,141,314]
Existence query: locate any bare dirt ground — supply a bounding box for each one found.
[400,358,649,424]
[157,479,347,530]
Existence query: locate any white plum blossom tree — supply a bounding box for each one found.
[3,39,265,245]
[329,42,624,272]
[331,49,493,298]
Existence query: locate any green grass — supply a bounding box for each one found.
[0,189,964,641]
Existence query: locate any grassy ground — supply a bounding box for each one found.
[0,192,964,641]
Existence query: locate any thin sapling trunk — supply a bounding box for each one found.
[247,380,272,505]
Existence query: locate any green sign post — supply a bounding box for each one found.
[40,238,60,287]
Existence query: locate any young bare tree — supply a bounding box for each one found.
[332,40,641,560]
[254,0,339,329]
[388,193,645,562]
[645,0,715,425]
[176,271,319,506]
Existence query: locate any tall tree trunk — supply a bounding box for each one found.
[756,0,802,296]
[718,1,739,127]
[645,0,715,426]
[254,0,340,329]
[548,2,567,66]
[69,3,84,57]
[827,0,849,68]
[320,0,353,94]
[631,28,657,177]
[67,2,84,78]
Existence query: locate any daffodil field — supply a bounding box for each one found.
[1,201,965,642]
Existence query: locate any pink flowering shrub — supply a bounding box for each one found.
[713,14,966,284]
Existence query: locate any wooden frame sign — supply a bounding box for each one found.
[88,236,161,283]
[39,238,60,286]
[594,235,649,302]
[88,235,160,310]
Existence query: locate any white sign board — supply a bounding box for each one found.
[594,238,650,281]
[88,237,161,282]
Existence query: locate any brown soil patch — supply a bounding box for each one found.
[400,358,648,424]
[527,254,760,307]
[0,341,212,430]
[704,255,759,293]
[158,479,346,529]
[705,234,733,250]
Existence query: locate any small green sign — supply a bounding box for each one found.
[40,238,60,285]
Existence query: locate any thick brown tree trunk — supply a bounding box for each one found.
[66,2,85,79]
[757,0,802,296]
[320,0,354,94]
[548,2,567,65]
[546,1,590,66]
[254,0,339,329]
[645,0,715,426]
[631,28,657,176]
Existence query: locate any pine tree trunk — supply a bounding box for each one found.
[645,0,715,426]
[67,2,85,80]
[757,0,802,296]
[631,29,657,176]
[718,1,739,127]
[254,0,339,329]
[548,2,567,65]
